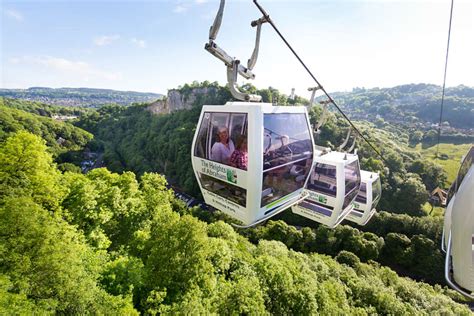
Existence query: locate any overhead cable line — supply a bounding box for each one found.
[252,0,391,167]
[436,0,454,159]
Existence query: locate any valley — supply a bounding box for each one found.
[1,82,473,314]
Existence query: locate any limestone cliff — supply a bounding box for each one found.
[147,87,218,115]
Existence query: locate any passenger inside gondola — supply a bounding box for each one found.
[211,126,235,164]
[194,112,250,206]
[230,135,248,170]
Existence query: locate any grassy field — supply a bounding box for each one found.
[415,143,472,186]
[421,202,444,217]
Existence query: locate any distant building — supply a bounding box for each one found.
[430,187,447,206]
[52,115,78,121]
[289,88,295,100]
[56,137,66,145]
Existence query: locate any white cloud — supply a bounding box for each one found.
[173,5,187,13]
[8,57,21,64]
[5,9,24,22]
[131,38,147,48]
[93,34,120,46]
[173,0,207,14]
[10,56,122,81]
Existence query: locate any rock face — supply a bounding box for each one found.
[147,87,218,115]
[146,99,169,115]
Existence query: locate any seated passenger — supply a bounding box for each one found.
[211,126,235,164]
[230,135,248,170]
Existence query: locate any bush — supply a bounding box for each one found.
[336,251,361,268]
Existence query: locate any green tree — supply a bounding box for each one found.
[335,250,361,268]
[409,130,423,145]
[382,233,411,266]
[422,130,438,144]
[0,197,136,314]
[0,275,47,314]
[408,159,447,191]
[144,212,214,305]
[393,173,429,215]
[0,131,64,210]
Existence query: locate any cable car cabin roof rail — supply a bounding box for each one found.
[207,101,318,110]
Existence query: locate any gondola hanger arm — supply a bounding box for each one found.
[208,0,225,41]
[205,0,268,102]
[248,16,268,70]
[347,136,357,153]
[227,60,262,102]
[338,128,352,151]
[315,99,331,131]
[307,86,322,109]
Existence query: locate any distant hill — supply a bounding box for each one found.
[1,96,90,117]
[0,103,92,156]
[330,84,474,131]
[0,87,164,108]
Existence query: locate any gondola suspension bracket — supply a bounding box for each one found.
[204,0,268,102]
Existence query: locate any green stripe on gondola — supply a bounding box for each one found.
[265,192,299,209]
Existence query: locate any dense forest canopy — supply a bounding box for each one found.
[1,82,473,313]
[0,131,470,314]
[0,99,92,156]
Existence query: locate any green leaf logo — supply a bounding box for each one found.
[227,169,237,184]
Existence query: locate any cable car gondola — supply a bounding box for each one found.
[192,0,315,227]
[346,170,381,226]
[444,146,474,298]
[292,148,361,228]
[191,102,314,227]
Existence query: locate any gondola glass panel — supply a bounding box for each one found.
[292,151,361,228]
[191,102,314,227]
[261,113,314,208]
[355,183,367,205]
[310,163,337,197]
[343,160,361,210]
[194,111,248,208]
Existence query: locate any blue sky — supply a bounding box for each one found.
[2,0,473,96]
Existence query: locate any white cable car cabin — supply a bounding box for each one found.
[444,146,474,298]
[345,170,381,226]
[442,150,471,252]
[442,181,456,253]
[292,148,361,228]
[191,102,315,228]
